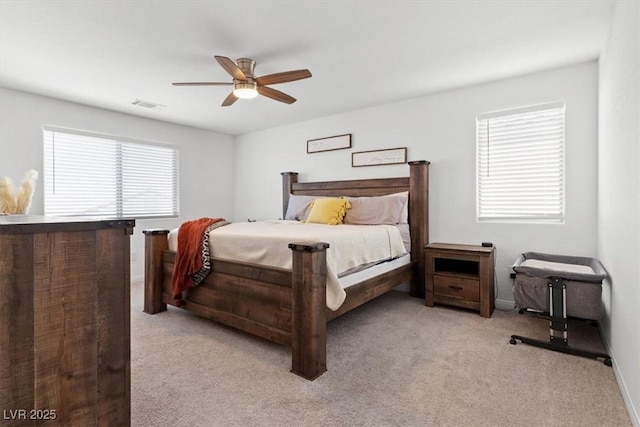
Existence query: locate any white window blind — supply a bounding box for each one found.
[476,101,565,222]
[43,127,179,218]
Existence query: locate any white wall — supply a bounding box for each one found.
[0,88,236,279]
[598,1,640,425]
[235,62,599,307]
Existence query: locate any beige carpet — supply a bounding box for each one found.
[130,280,631,427]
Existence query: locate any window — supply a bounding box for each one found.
[43,127,179,218]
[476,101,565,222]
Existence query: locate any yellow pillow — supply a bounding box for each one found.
[305,198,351,225]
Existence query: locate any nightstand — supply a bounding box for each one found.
[425,243,496,318]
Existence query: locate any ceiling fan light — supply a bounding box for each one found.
[233,82,258,99]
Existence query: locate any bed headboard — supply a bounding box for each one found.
[280,160,429,297]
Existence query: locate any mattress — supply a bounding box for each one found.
[168,220,408,310]
[512,252,607,320]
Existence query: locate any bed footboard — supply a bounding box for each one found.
[143,229,169,314]
[143,229,330,380]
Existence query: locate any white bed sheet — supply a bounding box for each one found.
[339,253,410,289]
[168,220,408,310]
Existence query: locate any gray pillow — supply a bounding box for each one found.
[284,194,318,221]
[344,193,406,225]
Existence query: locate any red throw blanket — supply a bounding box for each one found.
[171,217,229,303]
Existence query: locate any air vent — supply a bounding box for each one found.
[131,99,166,110]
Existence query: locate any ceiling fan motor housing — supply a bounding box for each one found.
[236,58,256,78]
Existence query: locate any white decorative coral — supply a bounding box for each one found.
[0,170,39,214]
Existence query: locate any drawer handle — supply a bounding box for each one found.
[448,285,463,291]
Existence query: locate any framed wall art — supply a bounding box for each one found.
[307,133,352,153]
[352,147,407,167]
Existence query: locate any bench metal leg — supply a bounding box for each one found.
[510,277,612,366]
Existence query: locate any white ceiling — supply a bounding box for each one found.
[0,1,615,136]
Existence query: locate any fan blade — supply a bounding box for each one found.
[257,86,296,104]
[214,56,246,80]
[255,69,312,86]
[221,92,238,107]
[172,82,232,86]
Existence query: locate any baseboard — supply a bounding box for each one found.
[495,298,515,311]
[599,326,640,426]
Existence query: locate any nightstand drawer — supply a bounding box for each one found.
[434,275,479,301]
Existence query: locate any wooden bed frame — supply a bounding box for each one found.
[143,160,429,380]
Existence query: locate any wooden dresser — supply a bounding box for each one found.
[0,216,134,426]
[425,243,496,318]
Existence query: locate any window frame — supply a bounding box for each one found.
[476,101,566,223]
[43,126,179,219]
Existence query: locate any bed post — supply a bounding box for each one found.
[281,171,299,219]
[143,229,169,314]
[288,242,329,380]
[408,160,430,298]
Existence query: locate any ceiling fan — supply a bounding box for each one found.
[172,56,312,106]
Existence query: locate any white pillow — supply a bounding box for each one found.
[393,191,409,223]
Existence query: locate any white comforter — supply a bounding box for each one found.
[168,220,407,310]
